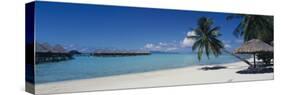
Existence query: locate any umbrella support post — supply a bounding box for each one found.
[253,53,256,68]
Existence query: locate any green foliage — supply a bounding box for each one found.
[227,14,274,64]
[191,17,224,61]
[257,53,273,64]
[227,14,273,43]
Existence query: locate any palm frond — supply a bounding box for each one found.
[191,17,224,61]
[229,15,273,43]
[192,40,201,51]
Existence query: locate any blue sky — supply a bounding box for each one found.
[35,1,244,52]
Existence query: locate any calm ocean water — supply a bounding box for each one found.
[35,53,241,83]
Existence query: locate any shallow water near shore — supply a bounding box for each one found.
[35,53,243,84]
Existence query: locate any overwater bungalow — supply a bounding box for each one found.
[92,49,151,57]
[36,43,73,64]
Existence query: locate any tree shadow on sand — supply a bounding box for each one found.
[200,66,227,71]
[236,64,273,74]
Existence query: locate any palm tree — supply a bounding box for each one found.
[227,14,273,65]
[190,17,224,61]
[226,14,273,44]
[190,17,252,66]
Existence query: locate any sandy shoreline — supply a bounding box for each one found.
[35,60,273,94]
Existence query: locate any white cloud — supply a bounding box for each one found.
[181,31,197,48]
[186,30,197,37]
[144,31,198,51]
[144,43,162,51]
[144,42,179,51]
[181,38,195,48]
[154,46,162,50]
[224,44,231,48]
[159,42,168,46]
[144,43,154,49]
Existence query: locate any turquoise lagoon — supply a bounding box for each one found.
[35,53,244,83]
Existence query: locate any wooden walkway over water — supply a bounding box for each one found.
[36,52,73,64]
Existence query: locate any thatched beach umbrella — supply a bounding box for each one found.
[234,39,273,67]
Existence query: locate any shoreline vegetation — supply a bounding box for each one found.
[34,59,273,94]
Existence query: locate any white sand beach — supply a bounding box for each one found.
[35,60,273,94]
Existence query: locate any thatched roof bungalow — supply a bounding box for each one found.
[234,39,273,67]
[36,43,73,64]
[234,39,273,54]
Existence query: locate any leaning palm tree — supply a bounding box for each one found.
[190,17,252,66]
[227,14,273,65]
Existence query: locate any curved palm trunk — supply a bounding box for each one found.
[222,49,253,67]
